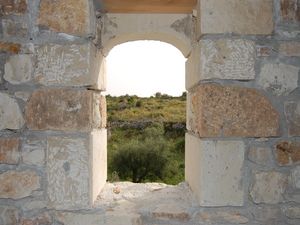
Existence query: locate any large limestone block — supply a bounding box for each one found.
[185,134,245,206]
[0,137,19,165]
[285,101,300,136]
[187,84,280,137]
[25,89,106,132]
[0,93,24,130]
[34,43,106,90]
[199,0,274,35]
[0,170,40,199]
[38,0,93,36]
[186,39,255,89]
[47,131,107,210]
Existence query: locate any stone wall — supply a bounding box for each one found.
[0,0,299,224]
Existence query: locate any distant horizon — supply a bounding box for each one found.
[103,40,186,98]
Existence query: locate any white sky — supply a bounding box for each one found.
[104,41,186,97]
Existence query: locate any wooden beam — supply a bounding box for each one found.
[99,0,197,13]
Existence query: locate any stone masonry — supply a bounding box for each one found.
[0,0,299,225]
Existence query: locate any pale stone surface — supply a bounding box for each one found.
[25,89,106,132]
[285,101,300,136]
[248,147,273,166]
[186,39,255,89]
[34,43,106,90]
[14,91,31,101]
[187,84,280,137]
[20,212,52,225]
[47,136,90,209]
[252,206,282,223]
[185,134,244,206]
[102,13,192,57]
[198,210,249,224]
[291,166,300,189]
[2,18,28,39]
[55,212,105,225]
[275,141,300,166]
[0,137,19,164]
[258,63,299,96]
[283,206,300,219]
[4,54,33,84]
[250,171,287,204]
[152,204,190,221]
[0,205,19,225]
[0,170,40,199]
[200,0,274,35]
[22,138,45,166]
[279,42,300,56]
[0,93,24,130]
[38,0,92,36]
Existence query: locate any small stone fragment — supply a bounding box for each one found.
[276,141,300,166]
[280,0,300,22]
[279,42,300,56]
[291,166,300,189]
[248,147,273,166]
[0,0,27,16]
[22,138,45,166]
[0,137,19,165]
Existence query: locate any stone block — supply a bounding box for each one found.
[250,171,287,204]
[25,89,106,132]
[21,138,46,166]
[258,63,299,96]
[248,147,273,166]
[0,41,21,54]
[279,42,300,56]
[187,83,279,137]
[198,210,249,224]
[0,93,25,130]
[283,206,300,219]
[186,39,255,89]
[4,54,33,84]
[2,19,28,39]
[0,0,27,16]
[0,170,40,199]
[291,166,300,188]
[185,134,244,206]
[55,212,105,225]
[275,141,300,166]
[38,0,93,36]
[34,43,105,89]
[0,137,19,165]
[152,204,190,221]
[0,205,19,225]
[199,0,273,35]
[47,131,107,210]
[20,212,52,225]
[285,101,300,136]
[280,0,300,22]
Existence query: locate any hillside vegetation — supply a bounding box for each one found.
[107,93,186,185]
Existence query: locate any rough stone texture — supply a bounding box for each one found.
[15,91,31,102]
[186,39,255,88]
[250,171,288,204]
[280,0,300,22]
[38,0,92,36]
[21,138,45,166]
[0,0,27,16]
[152,204,190,221]
[252,206,282,223]
[0,41,21,54]
[258,63,299,96]
[47,136,90,209]
[25,89,106,132]
[276,141,300,166]
[279,42,300,56]
[283,206,300,219]
[200,0,274,35]
[291,166,300,188]
[54,212,105,225]
[2,19,28,39]
[0,137,19,164]
[0,170,40,199]
[34,43,106,89]
[248,146,273,166]
[4,54,33,84]
[197,210,249,224]
[185,134,244,206]
[285,101,300,136]
[20,212,52,225]
[187,83,280,137]
[0,93,25,130]
[0,205,19,225]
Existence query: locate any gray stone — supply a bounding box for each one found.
[198,210,249,224]
[2,18,28,39]
[0,205,19,225]
[285,101,300,136]
[14,91,31,102]
[22,138,46,166]
[248,147,273,166]
[0,137,20,165]
[250,171,288,204]
[251,206,282,223]
[55,212,105,225]
[283,206,300,219]
[152,204,190,221]
[185,134,244,206]
[258,63,299,96]
[291,166,300,189]
[0,93,24,130]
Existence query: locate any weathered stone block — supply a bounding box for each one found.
[291,166,300,189]
[0,0,27,16]
[0,170,40,199]
[279,42,300,56]
[152,204,190,221]
[0,93,25,130]
[55,212,105,225]
[0,137,19,165]
[187,84,280,137]
[250,171,287,204]
[0,41,21,54]
[198,210,249,224]
[276,141,300,166]
[20,212,52,225]
[199,0,274,35]
[2,19,28,39]
[25,89,106,132]
[285,101,300,136]
[38,0,92,36]
[34,43,106,89]
[22,138,45,166]
[185,134,244,206]
[248,147,273,166]
[283,206,300,219]
[258,63,299,96]
[186,39,255,89]
[4,54,33,84]
[0,205,19,225]
[280,0,300,22]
